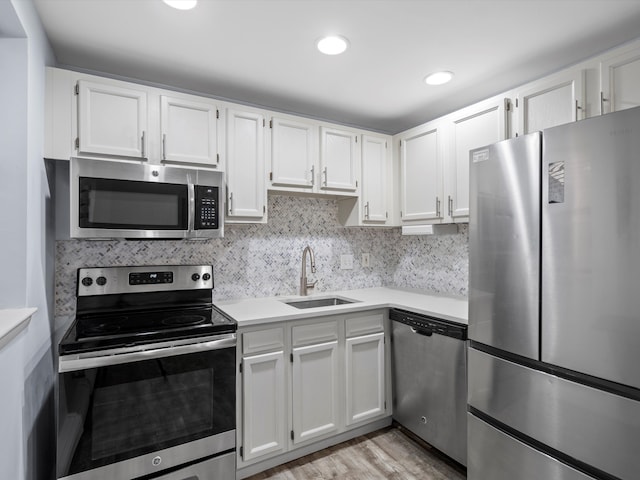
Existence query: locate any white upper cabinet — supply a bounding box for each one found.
[600,45,640,115]
[361,134,389,223]
[399,123,443,222]
[319,127,358,192]
[270,116,316,190]
[160,95,219,167]
[225,108,266,222]
[77,80,148,159]
[446,97,507,221]
[515,68,585,135]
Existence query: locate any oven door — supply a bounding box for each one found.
[56,335,236,480]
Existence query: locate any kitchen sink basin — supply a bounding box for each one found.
[284,296,358,309]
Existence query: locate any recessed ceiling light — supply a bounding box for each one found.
[317,36,349,55]
[163,0,197,10]
[425,71,454,86]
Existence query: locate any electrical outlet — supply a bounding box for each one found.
[361,253,370,267]
[340,254,354,270]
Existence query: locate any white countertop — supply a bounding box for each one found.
[0,308,37,350]
[215,287,468,327]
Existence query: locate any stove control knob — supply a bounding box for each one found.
[96,276,107,286]
[191,273,201,281]
[81,277,93,287]
[202,273,211,281]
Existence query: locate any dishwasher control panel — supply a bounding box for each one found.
[389,309,467,340]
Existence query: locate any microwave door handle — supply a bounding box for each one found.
[188,183,196,232]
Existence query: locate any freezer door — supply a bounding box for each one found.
[468,414,596,480]
[468,347,640,480]
[542,106,640,389]
[469,133,541,359]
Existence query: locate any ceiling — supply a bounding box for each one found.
[33,0,640,134]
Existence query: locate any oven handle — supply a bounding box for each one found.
[58,334,236,373]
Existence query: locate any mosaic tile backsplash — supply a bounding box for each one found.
[55,195,468,316]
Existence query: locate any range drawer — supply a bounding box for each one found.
[468,347,640,480]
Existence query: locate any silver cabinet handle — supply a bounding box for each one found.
[575,100,582,121]
[310,165,315,186]
[600,91,607,116]
[364,201,370,220]
[141,130,146,158]
[322,167,328,187]
[228,192,233,215]
[448,195,453,217]
[436,197,441,217]
[162,133,167,160]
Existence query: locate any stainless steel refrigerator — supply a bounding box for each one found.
[468,106,640,480]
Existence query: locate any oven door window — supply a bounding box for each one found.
[57,347,235,477]
[79,177,188,230]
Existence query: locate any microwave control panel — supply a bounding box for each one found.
[194,185,219,230]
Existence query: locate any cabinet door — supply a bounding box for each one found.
[447,99,507,220]
[345,332,385,426]
[319,127,357,191]
[516,69,584,135]
[600,49,640,114]
[226,108,265,220]
[77,80,147,158]
[400,125,443,222]
[160,96,218,167]
[242,350,287,462]
[270,117,315,189]
[361,134,388,223]
[291,340,339,444]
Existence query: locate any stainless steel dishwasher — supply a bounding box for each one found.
[390,308,467,466]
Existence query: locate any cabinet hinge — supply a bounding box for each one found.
[269,172,273,181]
[239,446,243,458]
[291,430,294,441]
[216,109,219,119]
[75,137,79,149]
[269,119,273,128]
[74,83,79,95]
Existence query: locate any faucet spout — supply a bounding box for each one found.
[300,246,317,296]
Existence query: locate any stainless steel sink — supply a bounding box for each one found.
[284,296,357,309]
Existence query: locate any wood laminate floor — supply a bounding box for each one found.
[245,427,467,480]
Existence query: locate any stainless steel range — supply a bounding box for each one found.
[56,265,237,480]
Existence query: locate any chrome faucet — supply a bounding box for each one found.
[300,245,317,296]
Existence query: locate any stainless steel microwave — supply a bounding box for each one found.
[68,157,224,239]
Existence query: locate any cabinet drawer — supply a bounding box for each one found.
[292,321,338,348]
[242,327,285,355]
[345,312,384,338]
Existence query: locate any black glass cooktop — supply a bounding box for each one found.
[59,305,236,355]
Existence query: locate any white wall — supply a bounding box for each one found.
[0,0,56,478]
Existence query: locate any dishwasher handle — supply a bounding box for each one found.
[411,326,433,337]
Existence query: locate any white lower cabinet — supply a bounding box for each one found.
[241,350,287,461]
[345,332,385,426]
[237,310,390,473]
[291,340,340,443]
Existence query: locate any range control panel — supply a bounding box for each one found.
[77,265,214,296]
